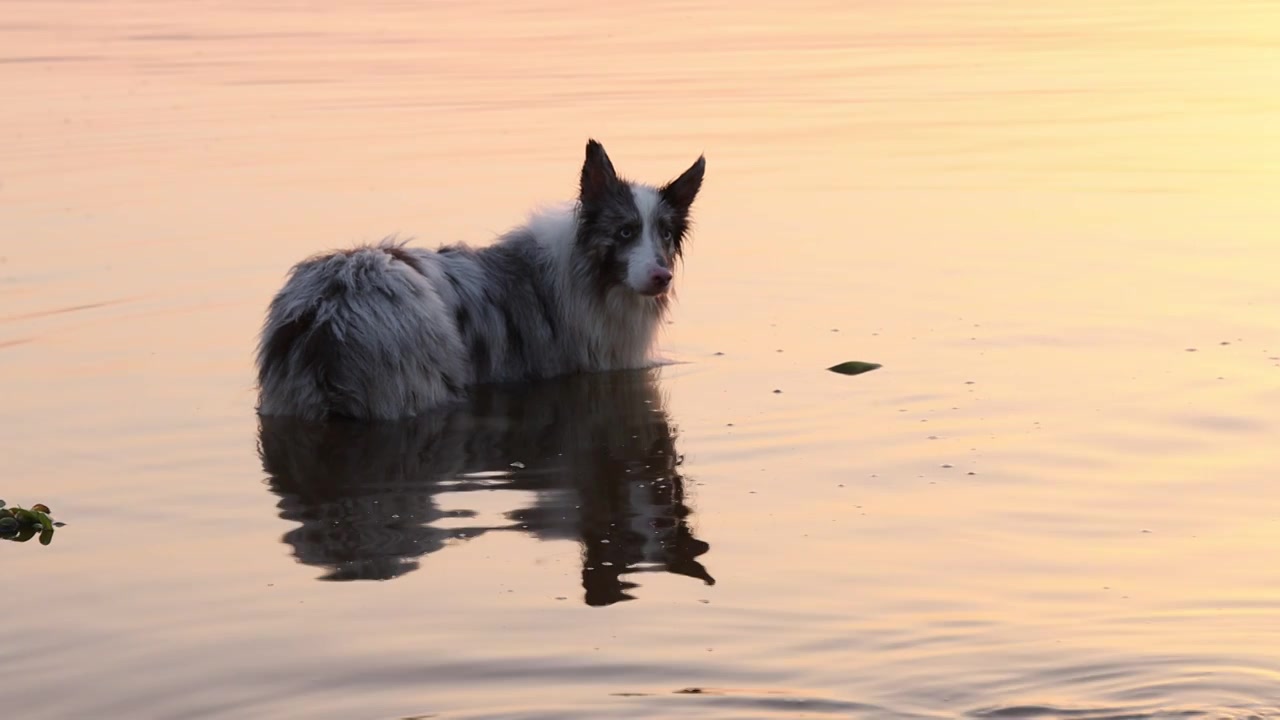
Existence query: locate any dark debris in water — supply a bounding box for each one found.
[828,361,882,376]
[667,687,893,714]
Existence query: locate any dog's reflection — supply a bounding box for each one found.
[258,368,713,606]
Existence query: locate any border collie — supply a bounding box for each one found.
[255,139,706,420]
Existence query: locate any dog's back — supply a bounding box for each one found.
[256,228,613,420]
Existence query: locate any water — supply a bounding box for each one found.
[4,1,1280,717]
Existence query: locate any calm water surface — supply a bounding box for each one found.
[4,1,1280,718]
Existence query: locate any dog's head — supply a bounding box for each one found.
[575,139,705,298]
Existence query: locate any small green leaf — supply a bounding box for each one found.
[39,527,54,546]
[0,498,6,508]
[32,511,53,532]
[0,516,19,534]
[827,361,882,376]
[12,509,39,525]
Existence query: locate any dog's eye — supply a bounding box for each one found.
[660,228,674,242]
[618,227,634,239]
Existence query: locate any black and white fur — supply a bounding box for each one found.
[256,140,706,420]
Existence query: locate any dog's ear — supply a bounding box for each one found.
[580,139,619,205]
[660,155,706,215]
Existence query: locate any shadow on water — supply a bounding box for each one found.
[257,368,714,606]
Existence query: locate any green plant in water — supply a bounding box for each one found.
[0,500,63,546]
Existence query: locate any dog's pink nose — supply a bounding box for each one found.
[650,267,673,289]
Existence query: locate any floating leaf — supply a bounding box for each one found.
[0,499,5,508]
[32,511,53,532]
[0,501,64,544]
[12,509,38,525]
[827,361,882,376]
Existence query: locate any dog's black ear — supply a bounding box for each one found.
[580,139,619,205]
[660,155,705,214]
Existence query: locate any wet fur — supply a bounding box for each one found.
[256,140,705,420]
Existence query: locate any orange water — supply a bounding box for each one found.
[3,1,1280,717]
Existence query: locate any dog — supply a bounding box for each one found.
[255,139,705,420]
